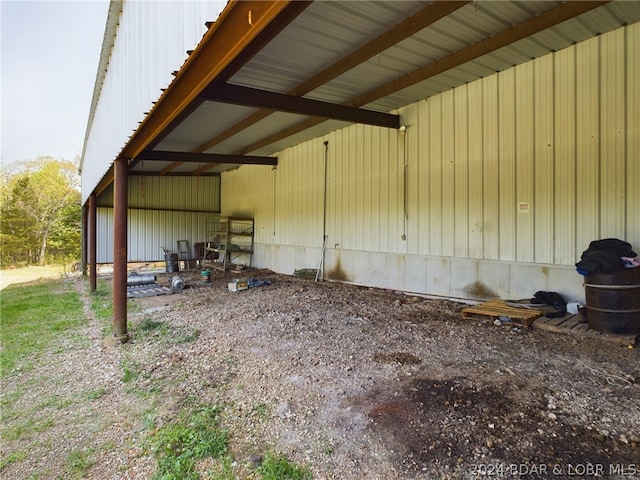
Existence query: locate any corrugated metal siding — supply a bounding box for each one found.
[81,0,225,204]
[97,176,220,211]
[95,175,220,263]
[96,208,215,263]
[222,23,639,270]
[629,23,640,252]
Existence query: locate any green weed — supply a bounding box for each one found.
[138,317,167,332]
[84,388,108,401]
[208,455,236,480]
[89,279,113,322]
[64,447,96,478]
[151,405,228,480]
[251,403,270,419]
[255,452,312,480]
[0,449,27,471]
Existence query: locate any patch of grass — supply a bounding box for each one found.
[255,452,312,480]
[120,362,144,383]
[1,416,55,441]
[251,403,270,419]
[138,317,168,332]
[131,317,199,345]
[90,280,113,334]
[0,390,22,422]
[173,327,200,344]
[84,387,108,401]
[0,279,85,375]
[151,405,228,480]
[35,393,74,410]
[0,449,27,471]
[64,447,96,478]
[208,455,237,480]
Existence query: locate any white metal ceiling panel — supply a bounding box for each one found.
[155,102,259,152]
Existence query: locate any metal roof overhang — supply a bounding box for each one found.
[94,0,640,195]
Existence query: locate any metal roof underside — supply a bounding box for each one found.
[118,0,640,182]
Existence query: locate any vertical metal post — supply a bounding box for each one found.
[88,194,97,291]
[113,159,129,342]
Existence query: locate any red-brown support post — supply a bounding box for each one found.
[81,205,87,276]
[113,158,129,343]
[88,194,97,291]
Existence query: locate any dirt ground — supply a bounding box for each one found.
[2,267,639,479]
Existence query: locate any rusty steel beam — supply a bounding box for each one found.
[112,158,129,343]
[199,82,400,129]
[136,149,278,166]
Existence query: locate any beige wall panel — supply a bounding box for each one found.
[497,69,517,262]
[482,76,500,261]
[553,46,577,265]
[390,127,404,254]
[514,61,535,263]
[354,125,366,251]
[440,90,456,259]
[599,28,627,239]
[533,55,554,265]
[628,23,640,250]
[575,36,601,247]
[453,85,469,258]
[96,207,212,263]
[98,176,220,212]
[403,105,419,255]
[362,125,376,251]
[426,97,442,256]
[467,80,484,259]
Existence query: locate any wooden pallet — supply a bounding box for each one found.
[462,299,542,327]
[534,314,638,347]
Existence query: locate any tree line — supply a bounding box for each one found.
[1,157,81,268]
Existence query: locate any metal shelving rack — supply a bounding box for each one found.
[203,217,254,271]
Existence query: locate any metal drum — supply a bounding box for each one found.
[165,253,179,273]
[585,267,640,334]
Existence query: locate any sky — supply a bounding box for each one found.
[1,0,109,166]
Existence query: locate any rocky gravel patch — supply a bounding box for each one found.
[2,269,639,479]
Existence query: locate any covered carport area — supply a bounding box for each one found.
[81,0,639,342]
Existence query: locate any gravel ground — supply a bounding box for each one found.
[2,268,639,479]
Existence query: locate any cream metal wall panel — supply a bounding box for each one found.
[96,176,220,212]
[82,1,224,204]
[514,61,535,263]
[95,175,220,262]
[467,80,485,260]
[482,76,500,262]
[453,85,470,259]
[553,46,577,266]
[533,54,554,265]
[628,24,640,252]
[600,28,626,239]
[575,36,600,249]
[497,68,517,262]
[96,207,214,263]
